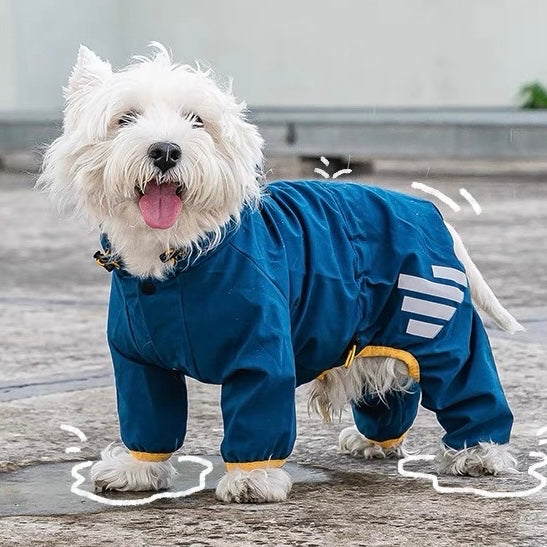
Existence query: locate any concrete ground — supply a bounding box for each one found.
[0,163,546,546]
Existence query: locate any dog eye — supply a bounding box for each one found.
[118,111,139,126]
[187,113,204,128]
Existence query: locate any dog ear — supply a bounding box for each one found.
[64,45,112,99]
[222,103,264,173]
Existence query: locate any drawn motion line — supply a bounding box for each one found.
[315,156,353,179]
[411,182,482,216]
[459,188,482,215]
[411,182,461,212]
[60,424,88,454]
[60,424,87,442]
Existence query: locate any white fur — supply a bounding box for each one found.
[38,43,264,279]
[445,221,524,333]
[308,356,412,424]
[90,444,176,491]
[339,426,407,459]
[215,467,292,503]
[437,442,518,477]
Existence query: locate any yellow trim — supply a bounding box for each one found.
[130,450,172,462]
[368,432,407,449]
[317,344,357,381]
[343,344,357,368]
[164,248,177,265]
[225,459,286,472]
[355,345,420,382]
[316,344,420,383]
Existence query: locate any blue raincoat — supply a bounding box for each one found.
[104,180,512,468]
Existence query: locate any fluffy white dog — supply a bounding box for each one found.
[39,44,522,503]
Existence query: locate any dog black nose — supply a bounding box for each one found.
[147,142,181,173]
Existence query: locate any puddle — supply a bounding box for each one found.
[0,456,330,516]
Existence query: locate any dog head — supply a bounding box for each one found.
[39,43,263,275]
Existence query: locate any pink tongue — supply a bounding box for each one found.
[138,183,182,229]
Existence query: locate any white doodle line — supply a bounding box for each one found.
[459,188,482,215]
[60,424,87,442]
[60,424,87,454]
[314,156,353,179]
[69,455,214,506]
[398,451,547,499]
[411,182,461,212]
[411,182,482,215]
[314,167,331,179]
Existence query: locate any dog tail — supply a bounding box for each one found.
[445,222,525,334]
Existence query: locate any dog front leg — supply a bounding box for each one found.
[215,366,296,503]
[91,346,188,491]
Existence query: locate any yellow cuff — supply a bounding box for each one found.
[356,346,420,382]
[225,459,286,472]
[130,450,172,462]
[368,432,407,449]
[316,344,420,382]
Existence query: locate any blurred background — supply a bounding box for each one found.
[3,0,547,175]
[3,0,547,110]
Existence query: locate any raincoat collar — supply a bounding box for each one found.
[95,210,248,278]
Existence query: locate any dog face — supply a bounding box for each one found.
[39,43,263,250]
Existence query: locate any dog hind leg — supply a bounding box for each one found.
[418,310,516,476]
[339,381,421,459]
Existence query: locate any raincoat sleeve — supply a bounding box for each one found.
[219,331,297,471]
[109,340,188,461]
[182,255,297,471]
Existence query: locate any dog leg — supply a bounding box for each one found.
[216,467,292,503]
[90,444,176,491]
[217,362,297,503]
[308,354,414,424]
[339,426,407,459]
[417,308,516,475]
[437,442,517,476]
[94,346,188,491]
[341,376,420,460]
[309,354,418,461]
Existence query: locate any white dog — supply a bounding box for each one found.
[39,44,522,503]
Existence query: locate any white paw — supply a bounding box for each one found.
[215,467,292,503]
[90,444,176,492]
[437,442,518,477]
[339,426,406,459]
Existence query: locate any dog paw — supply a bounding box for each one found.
[90,444,176,492]
[437,442,518,477]
[215,467,292,503]
[339,426,406,459]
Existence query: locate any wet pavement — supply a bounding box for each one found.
[0,167,546,546]
[1,456,329,517]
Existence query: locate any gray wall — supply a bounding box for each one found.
[2,0,547,113]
